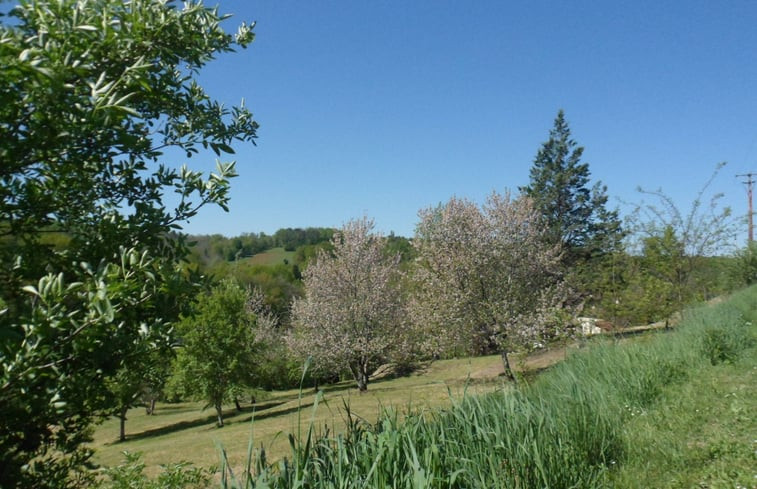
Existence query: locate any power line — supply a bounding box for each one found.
[737,173,755,242]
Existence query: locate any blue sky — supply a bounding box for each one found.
[180,0,756,240]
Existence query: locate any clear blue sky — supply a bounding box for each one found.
[181,0,756,240]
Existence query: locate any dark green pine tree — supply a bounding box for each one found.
[520,110,623,267]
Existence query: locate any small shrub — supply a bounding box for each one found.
[731,242,757,286]
[700,325,751,365]
[96,452,213,489]
[679,300,755,365]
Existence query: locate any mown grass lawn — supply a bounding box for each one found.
[90,354,510,475]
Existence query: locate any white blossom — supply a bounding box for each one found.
[289,217,406,391]
[410,191,569,379]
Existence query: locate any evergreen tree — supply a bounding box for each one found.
[521,110,622,267]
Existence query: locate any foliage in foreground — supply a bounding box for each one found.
[610,330,755,488]
[209,286,755,488]
[0,1,256,486]
[95,451,212,489]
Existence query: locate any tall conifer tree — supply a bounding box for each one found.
[521,110,622,267]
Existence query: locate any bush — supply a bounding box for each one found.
[678,296,755,365]
[96,452,213,489]
[700,321,754,365]
[731,242,757,286]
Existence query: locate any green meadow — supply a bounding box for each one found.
[91,354,509,474]
[93,286,756,488]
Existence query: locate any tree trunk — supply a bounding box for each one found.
[215,401,224,427]
[357,372,368,393]
[500,350,517,384]
[234,397,242,412]
[350,362,369,392]
[118,406,128,442]
[356,371,368,392]
[145,397,156,415]
[357,361,369,392]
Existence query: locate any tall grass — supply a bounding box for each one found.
[213,287,756,488]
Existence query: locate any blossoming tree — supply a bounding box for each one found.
[411,191,568,381]
[290,217,405,392]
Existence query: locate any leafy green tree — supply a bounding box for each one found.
[106,347,172,442]
[0,1,256,486]
[214,261,302,322]
[95,451,212,489]
[641,226,686,307]
[625,163,741,318]
[171,280,260,427]
[521,110,623,267]
[606,227,683,325]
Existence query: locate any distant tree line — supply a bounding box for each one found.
[186,227,335,266]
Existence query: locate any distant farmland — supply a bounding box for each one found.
[241,247,296,266]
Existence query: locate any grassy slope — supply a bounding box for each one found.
[92,288,756,487]
[90,355,508,474]
[611,333,756,488]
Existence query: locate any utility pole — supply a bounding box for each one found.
[737,173,755,242]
